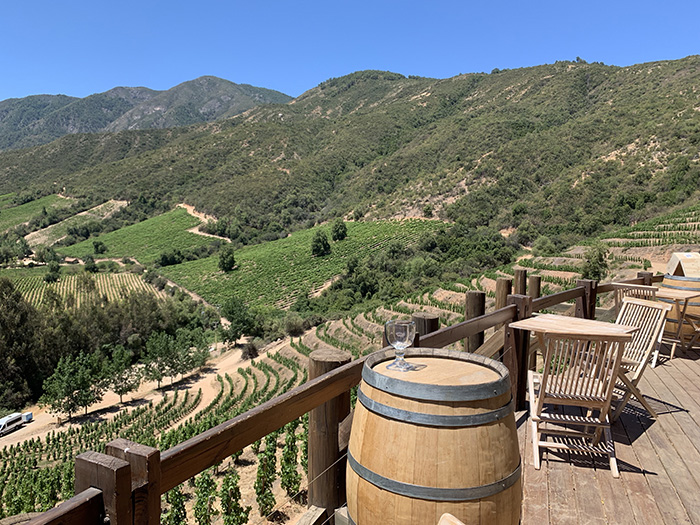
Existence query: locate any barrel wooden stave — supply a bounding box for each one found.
[346,351,521,525]
[660,274,700,340]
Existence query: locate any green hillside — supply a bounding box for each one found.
[1,58,699,251]
[0,77,291,151]
[56,207,216,264]
[159,219,445,308]
[0,194,74,233]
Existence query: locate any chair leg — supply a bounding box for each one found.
[604,426,620,478]
[531,418,541,470]
[611,390,633,422]
[670,342,678,360]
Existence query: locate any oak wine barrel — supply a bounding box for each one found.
[346,348,521,525]
[660,273,700,339]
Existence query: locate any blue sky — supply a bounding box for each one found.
[1,0,698,101]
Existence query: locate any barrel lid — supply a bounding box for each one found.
[363,348,511,402]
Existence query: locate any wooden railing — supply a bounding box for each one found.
[26,271,663,525]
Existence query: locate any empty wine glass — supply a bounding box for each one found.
[385,319,416,371]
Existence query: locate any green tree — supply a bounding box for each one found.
[142,332,169,389]
[92,240,107,254]
[220,469,251,525]
[218,244,236,272]
[39,351,104,419]
[330,218,347,241]
[311,229,331,257]
[221,296,251,343]
[83,255,98,273]
[107,346,141,404]
[581,242,609,281]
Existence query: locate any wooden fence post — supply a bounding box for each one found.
[514,269,527,296]
[528,275,541,299]
[308,349,352,521]
[75,451,132,525]
[495,278,513,329]
[575,279,598,319]
[465,291,486,352]
[106,439,161,525]
[412,312,439,339]
[505,294,533,411]
[638,271,654,286]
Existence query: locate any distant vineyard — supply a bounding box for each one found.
[5,271,161,307]
[161,219,444,308]
[56,208,214,265]
[25,199,128,248]
[0,194,74,233]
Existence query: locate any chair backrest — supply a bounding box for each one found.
[615,297,671,380]
[613,283,657,314]
[537,332,628,417]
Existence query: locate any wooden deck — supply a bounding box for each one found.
[520,345,700,524]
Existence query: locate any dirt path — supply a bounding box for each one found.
[177,203,231,243]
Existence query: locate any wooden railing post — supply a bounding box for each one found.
[575,279,598,319]
[505,294,533,411]
[495,278,513,329]
[528,275,541,299]
[412,312,439,339]
[514,269,527,296]
[465,290,486,352]
[75,451,132,525]
[106,439,161,525]
[638,271,654,286]
[308,349,352,521]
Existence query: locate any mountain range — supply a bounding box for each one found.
[0,57,699,249]
[0,76,292,151]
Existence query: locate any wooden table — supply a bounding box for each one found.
[509,313,637,367]
[654,287,700,353]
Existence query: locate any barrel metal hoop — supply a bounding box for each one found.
[357,386,514,427]
[663,274,700,282]
[362,348,511,402]
[347,450,521,502]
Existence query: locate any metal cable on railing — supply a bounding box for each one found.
[253,449,349,524]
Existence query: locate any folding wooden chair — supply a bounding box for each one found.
[528,332,628,477]
[612,283,657,315]
[611,297,671,421]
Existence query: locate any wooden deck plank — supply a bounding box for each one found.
[521,411,550,524]
[517,342,700,524]
[638,368,700,522]
[618,413,691,524]
[609,420,662,525]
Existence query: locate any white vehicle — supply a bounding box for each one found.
[0,413,23,436]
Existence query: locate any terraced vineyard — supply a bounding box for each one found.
[161,219,444,308]
[0,347,308,519]
[56,207,216,264]
[0,268,161,307]
[601,203,700,248]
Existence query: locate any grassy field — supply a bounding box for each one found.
[0,194,74,233]
[160,219,445,308]
[56,207,216,264]
[0,266,161,307]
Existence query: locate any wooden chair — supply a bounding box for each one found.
[611,297,671,421]
[612,283,657,315]
[528,332,628,477]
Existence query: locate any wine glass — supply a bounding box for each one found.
[385,319,416,371]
